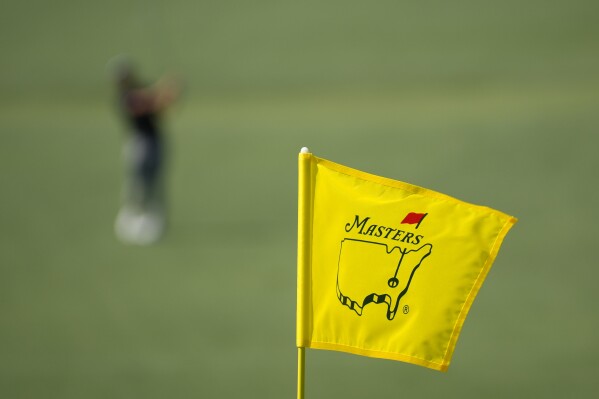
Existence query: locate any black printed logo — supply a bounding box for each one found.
[336,238,433,320]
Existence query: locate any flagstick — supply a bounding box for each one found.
[297,347,305,399]
[297,147,311,399]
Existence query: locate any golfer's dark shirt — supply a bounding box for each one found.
[120,91,160,139]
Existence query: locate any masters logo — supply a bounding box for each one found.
[336,214,433,320]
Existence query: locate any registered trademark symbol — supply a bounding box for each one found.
[403,305,410,314]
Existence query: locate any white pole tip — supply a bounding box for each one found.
[300,147,310,154]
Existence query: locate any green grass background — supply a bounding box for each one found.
[1,0,598,397]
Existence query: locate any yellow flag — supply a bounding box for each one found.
[297,151,517,371]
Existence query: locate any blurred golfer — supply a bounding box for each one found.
[111,59,180,245]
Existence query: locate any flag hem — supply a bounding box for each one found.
[297,152,314,347]
[315,156,514,219]
[306,341,449,372]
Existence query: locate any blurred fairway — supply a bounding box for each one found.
[1,0,599,398]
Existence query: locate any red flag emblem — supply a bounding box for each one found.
[401,212,427,229]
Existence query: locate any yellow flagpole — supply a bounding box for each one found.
[297,347,305,399]
[297,147,312,399]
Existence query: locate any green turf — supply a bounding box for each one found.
[1,1,599,398]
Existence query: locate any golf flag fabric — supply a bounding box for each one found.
[297,151,517,371]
